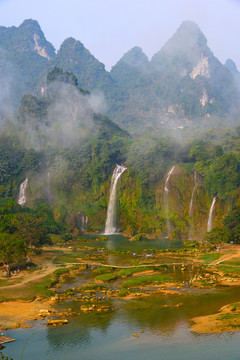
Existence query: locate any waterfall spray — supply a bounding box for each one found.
[207,196,217,232]
[104,165,127,235]
[18,178,29,206]
[164,166,175,236]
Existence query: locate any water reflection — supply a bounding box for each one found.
[47,311,114,350]
[4,234,240,360]
[120,286,240,335]
[82,234,184,251]
[5,284,240,360]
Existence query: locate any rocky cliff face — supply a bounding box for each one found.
[0,19,55,57]
[52,37,115,93]
[115,165,235,240]
[110,21,240,130]
[0,19,56,110]
[225,58,240,91]
[1,19,239,129]
[154,165,233,240]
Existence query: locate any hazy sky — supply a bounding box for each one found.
[0,0,239,71]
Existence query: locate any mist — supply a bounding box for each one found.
[0,48,25,122]
[16,81,108,150]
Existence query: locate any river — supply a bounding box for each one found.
[2,237,240,360]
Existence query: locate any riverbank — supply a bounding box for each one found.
[1,243,240,333]
[191,302,240,333]
[0,298,54,329]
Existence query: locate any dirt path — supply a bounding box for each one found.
[0,247,72,290]
[210,245,240,265]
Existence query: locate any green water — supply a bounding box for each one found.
[3,286,240,360]
[81,234,184,251]
[3,237,240,360]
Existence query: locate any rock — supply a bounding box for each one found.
[47,319,68,326]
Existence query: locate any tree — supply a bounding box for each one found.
[47,67,79,87]
[10,214,51,250]
[223,202,240,243]
[205,154,240,200]
[17,94,49,125]
[203,226,229,246]
[0,234,27,266]
[0,138,23,185]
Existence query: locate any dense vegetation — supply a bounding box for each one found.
[0,59,240,269]
[0,200,52,270]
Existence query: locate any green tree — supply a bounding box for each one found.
[205,154,240,200]
[0,234,27,266]
[10,214,51,250]
[47,66,79,87]
[223,202,240,243]
[203,226,229,245]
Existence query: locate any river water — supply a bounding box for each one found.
[81,234,184,251]
[4,296,240,360]
[3,237,240,360]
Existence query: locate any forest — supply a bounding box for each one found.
[0,66,240,268]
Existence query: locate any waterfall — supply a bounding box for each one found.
[18,178,29,206]
[207,196,217,232]
[164,166,175,236]
[104,164,127,235]
[189,171,198,217]
[188,171,198,240]
[81,215,88,232]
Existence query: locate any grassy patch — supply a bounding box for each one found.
[81,283,105,291]
[218,313,240,320]
[0,277,24,286]
[117,266,155,277]
[0,279,9,286]
[118,289,130,297]
[29,275,54,297]
[95,273,119,282]
[199,253,222,264]
[221,260,240,266]
[122,274,171,288]
[50,234,66,244]
[29,268,69,297]
[53,252,83,264]
[218,266,240,275]
[230,302,240,308]
[93,266,112,274]
[0,267,69,301]
[44,249,64,254]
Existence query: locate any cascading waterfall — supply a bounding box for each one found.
[164,166,175,236]
[18,178,29,206]
[188,171,198,239]
[189,171,198,217]
[81,215,88,232]
[104,164,127,235]
[207,196,217,232]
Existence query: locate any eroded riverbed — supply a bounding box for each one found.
[2,239,240,360]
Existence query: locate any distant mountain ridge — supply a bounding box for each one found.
[111,21,240,129]
[0,19,239,130]
[0,19,55,58]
